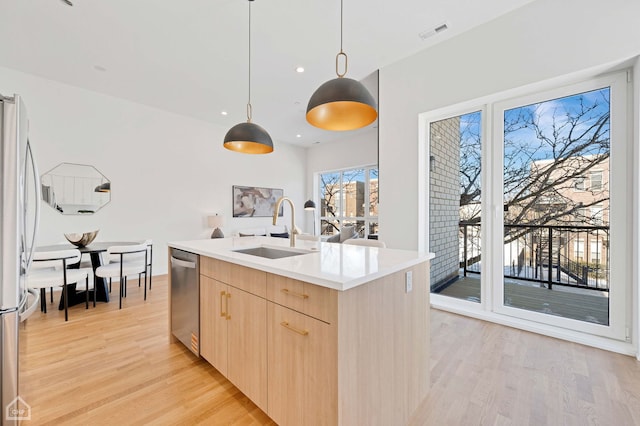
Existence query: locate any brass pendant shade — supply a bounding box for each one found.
[223,0,273,154]
[306,77,377,131]
[223,121,273,154]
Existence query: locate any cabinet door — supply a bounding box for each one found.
[227,287,268,412]
[199,275,229,376]
[267,302,337,426]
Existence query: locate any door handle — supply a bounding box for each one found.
[25,140,41,270]
[281,288,309,299]
[280,321,309,336]
[220,291,226,317]
[170,256,196,269]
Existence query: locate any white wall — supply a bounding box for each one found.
[0,66,306,275]
[379,0,640,250]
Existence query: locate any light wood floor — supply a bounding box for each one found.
[21,276,640,425]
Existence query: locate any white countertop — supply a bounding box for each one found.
[168,236,435,291]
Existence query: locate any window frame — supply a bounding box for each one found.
[317,165,379,239]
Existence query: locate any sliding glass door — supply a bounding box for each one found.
[425,70,631,342]
[493,72,629,339]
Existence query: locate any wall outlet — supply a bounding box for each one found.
[405,271,413,293]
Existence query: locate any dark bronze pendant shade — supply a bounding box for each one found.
[224,121,273,154]
[306,77,377,131]
[223,0,273,154]
[94,182,110,193]
[306,0,377,131]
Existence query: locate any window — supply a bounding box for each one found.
[590,170,603,191]
[591,204,604,225]
[318,166,378,238]
[575,177,586,191]
[574,239,585,262]
[590,240,602,263]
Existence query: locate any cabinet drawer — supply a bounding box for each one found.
[201,257,266,298]
[267,302,337,425]
[200,256,231,282]
[266,274,337,323]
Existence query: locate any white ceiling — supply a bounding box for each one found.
[0,0,533,147]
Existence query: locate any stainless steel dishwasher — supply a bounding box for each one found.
[170,248,199,356]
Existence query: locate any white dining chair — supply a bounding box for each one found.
[143,239,153,290]
[343,238,387,248]
[95,244,148,309]
[26,249,94,321]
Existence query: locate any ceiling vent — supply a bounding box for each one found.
[419,22,449,40]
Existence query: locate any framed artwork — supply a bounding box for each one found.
[233,185,284,217]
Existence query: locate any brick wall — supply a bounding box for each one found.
[429,117,461,289]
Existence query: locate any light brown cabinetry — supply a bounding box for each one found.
[267,302,337,425]
[199,275,228,375]
[198,255,430,426]
[199,257,267,412]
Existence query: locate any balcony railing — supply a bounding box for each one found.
[459,222,610,291]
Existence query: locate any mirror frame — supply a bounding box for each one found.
[41,162,111,215]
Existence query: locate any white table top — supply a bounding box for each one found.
[168,236,434,291]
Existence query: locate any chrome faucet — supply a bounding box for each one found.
[273,196,299,247]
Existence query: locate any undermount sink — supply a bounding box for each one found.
[233,246,311,260]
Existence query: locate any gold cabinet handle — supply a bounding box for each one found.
[280,321,309,336]
[281,288,309,299]
[226,292,231,320]
[219,291,227,317]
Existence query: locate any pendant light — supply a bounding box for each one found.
[306,0,378,131]
[223,0,274,154]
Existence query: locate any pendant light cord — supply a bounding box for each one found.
[340,0,343,53]
[336,0,347,77]
[247,0,253,122]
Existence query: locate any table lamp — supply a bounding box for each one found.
[208,214,224,238]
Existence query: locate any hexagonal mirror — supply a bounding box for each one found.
[41,163,111,215]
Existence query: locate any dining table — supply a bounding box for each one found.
[35,241,137,309]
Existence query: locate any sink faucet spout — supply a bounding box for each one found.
[273,196,297,247]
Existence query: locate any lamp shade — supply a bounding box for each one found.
[304,200,316,210]
[306,77,377,131]
[223,121,274,154]
[208,215,224,228]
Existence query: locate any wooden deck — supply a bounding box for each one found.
[437,275,609,325]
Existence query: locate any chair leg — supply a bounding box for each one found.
[63,284,68,321]
[143,271,147,301]
[50,287,54,303]
[40,288,46,313]
[139,273,141,287]
[149,262,152,290]
[109,278,112,293]
[85,276,89,309]
[119,278,123,309]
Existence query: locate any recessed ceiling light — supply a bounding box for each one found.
[221,111,228,116]
[296,67,305,73]
[296,134,302,138]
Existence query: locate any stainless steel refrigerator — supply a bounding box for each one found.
[0,94,40,425]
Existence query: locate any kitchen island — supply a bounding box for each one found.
[168,236,434,426]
